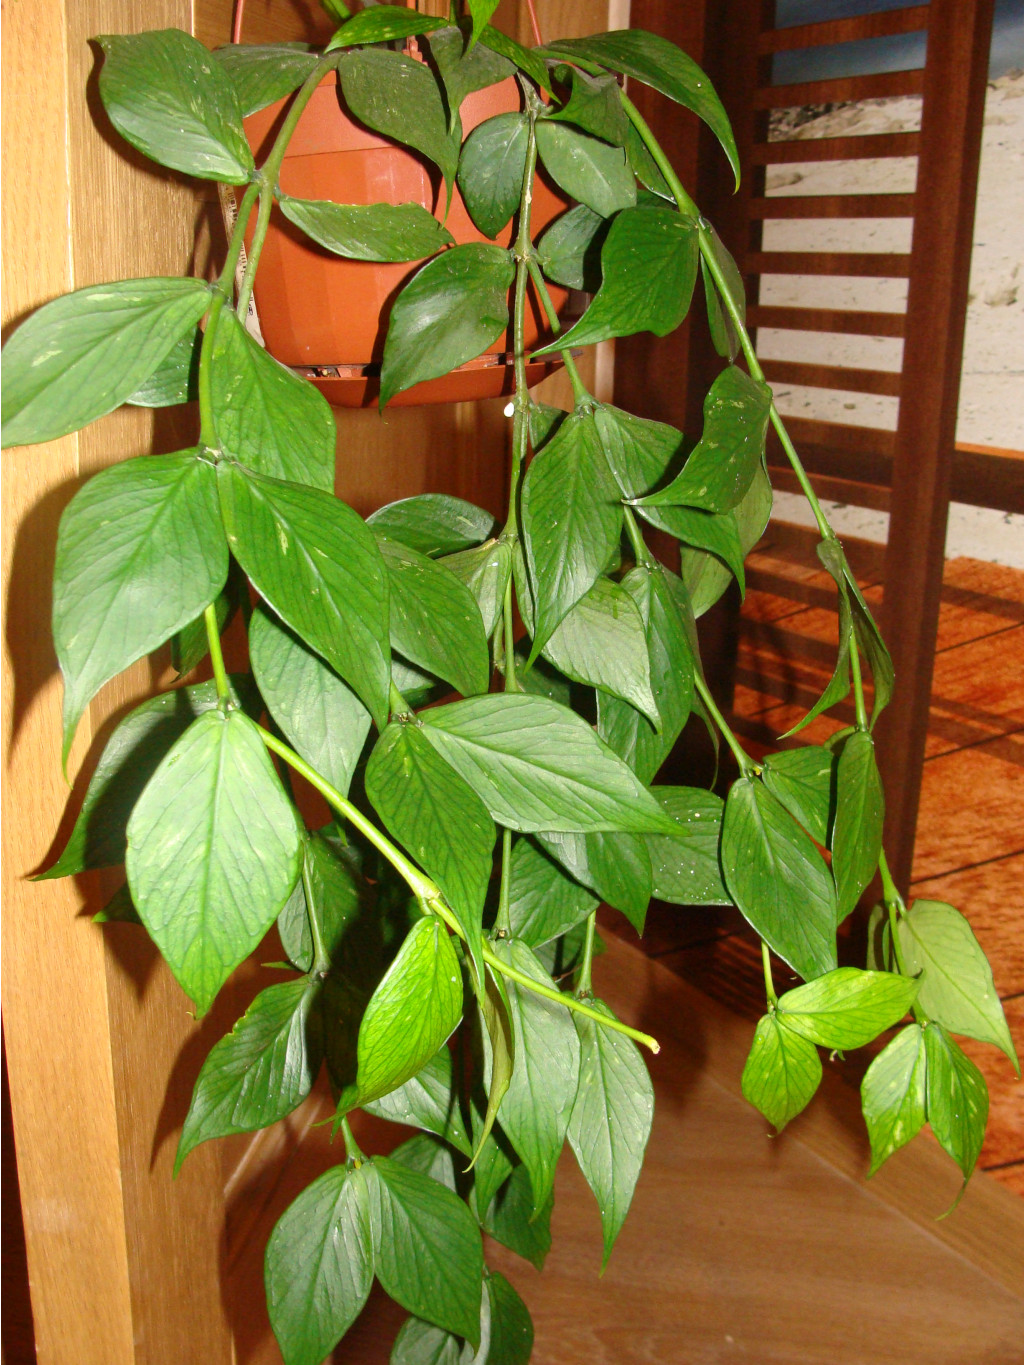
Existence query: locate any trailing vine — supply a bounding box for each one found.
[2,7,1016,1362]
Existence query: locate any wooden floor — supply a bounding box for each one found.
[618,528,1024,1196]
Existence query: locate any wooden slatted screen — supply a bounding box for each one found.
[623,0,996,889]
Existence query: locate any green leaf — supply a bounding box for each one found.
[545,30,739,187]
[679,463,772,617]
[847,573,894,726]
[548,66,630,146]
[721,777,837,983]
[474,967,516,1166]
[250,606,371,798]
[540,576,658,724]
[478,26,552,94]
[831,731,884,920]
[420,694,678,835]
[861,1024,927,1175]
[98,30,253,183]
[466,0,501,47]
[482,1162,553,1271]
[486,1272,533,1365]
[363,1049,471,1158]
[521,410,623,657]
[171,562,244,677]
[506,838,598,947]
[534,206,697,356]
[536,204,607,291]
[366,722,495,984]
[596,565,696,783]
[567,997,653,1268]
[781,540,853,737]
[218,463,391,729]
[340,49,458,189]
[176,977,322,1171]
[126,709,302,1015]
[623,121,672,199]
[644,786,730,905]
[93,882,142,925]
[53,452,227,763]
[458,113,530,239]
[700,223,745,360]
[388,1134,458,1191]
[741,1013,822,1132]
[126,324,201,408]
[535,121,635,219]
[213,43,318,116]
[210,311,335,492]
[348,916,463,1107]
[2,278,211,448]
[441,540,512,639]
[277,830,365,973]
[637,366,772,513]
[265,1163,375,1365]
[391,1315,468,1365]
[372,1156,484,1344]
[429,25,514,126]
[924,1023,989,1180]
[489,939,580,1214]
[279,196,454,263]
[536,830,651,933]
[327,4,445,50]
[777,967,918,1050]
[368,495,496,558]
[761,746,836,848]
[376,537,490,697]
[898,900,1019,1072]
[381,244,513,408]
[38,678,250,879]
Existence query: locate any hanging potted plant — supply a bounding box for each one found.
[2,4,1016,1362]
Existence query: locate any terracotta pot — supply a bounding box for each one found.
[242,74,571,406]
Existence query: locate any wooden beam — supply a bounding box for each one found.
[749,193,916,218]
[756,67,925,109]
[758,5,930,53]
[747,250,911,277]
[878,0,995,890]
[751,131,921,164]
[760,359,902,396]
[749,304,906,336]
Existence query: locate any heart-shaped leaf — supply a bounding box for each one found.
[213,43,319,116]
[362,1048,472,1158]
[53,452,227,762]
[535,121,636,218]
[861,1023,927,1176]
[644,786,730,905]
[777,967,918,1050]
[218,463,391,729]
[126,709,302,1016]
[340,48,459,189]
[98,30,253,182]
[458,113,530,239]
[381,244,513,407]
[279,196,454,263]
[831,731,884,921]
[742,1013,822,1132]
[2,278,211,447]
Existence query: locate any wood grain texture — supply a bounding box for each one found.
[878,0,996,889]
[751,130,921,163]
[757,5,930,53]
[1,3,138,1361]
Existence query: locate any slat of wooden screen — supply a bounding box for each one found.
[748,304,906,336]
[758,5,930,53]
[757,67,925,108]
[749,192,917,218]
[760,360,902,396]
[748,250,911,276]
[751,131,921,164]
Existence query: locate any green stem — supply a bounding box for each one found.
[849,635,869,731]
[197,292,226,448]
[217,179,261,296]
[761,940,778,1008]
[502,574,519,692]
[235,52,342,313]
[619,90,833,542]
[525,258,589,405]
[302,852,332,976]
[203,602,231,704]
[494,827,513,935]
[694,673,754,779]
[485,941,659,1053]
[622,504,653,568]
[339,1114,366,1164]
[577,912,597,997]
[257,724,437,901]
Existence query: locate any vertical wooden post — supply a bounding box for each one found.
[878,0,994,890]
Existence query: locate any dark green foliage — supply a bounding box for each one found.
[8,23,1005,1364]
